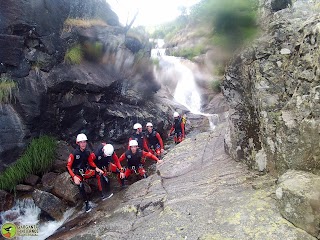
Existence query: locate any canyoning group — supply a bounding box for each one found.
[67,111,186,213]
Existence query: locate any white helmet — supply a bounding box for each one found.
[129,140,138,147]
[76,133,88,142]
[173,112,179,117]
[133,123,142,129]
[103,144,114,156]
[146,122,153,127]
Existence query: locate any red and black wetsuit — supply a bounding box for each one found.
[169,117,185,143]
[88,144,122,191]
[66,146,91,179]
[118,149,159,179]
[66,146,92,201]
[128,132,149,151]
[145,130,164,156]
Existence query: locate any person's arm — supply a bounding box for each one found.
[66,154,75,178]
[156,132,164,150]
[143,137,150,152]
[88,153,97,168]
[168,125,174,136]
[112,152,123,170]
[118,152,126,163]
[88,153,104,174]
[142,151,159,162]
[127,137,132,150]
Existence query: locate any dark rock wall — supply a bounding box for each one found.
[0,0,167,171]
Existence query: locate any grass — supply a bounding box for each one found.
[0,136,57,192]
[64,44,83,64]
[0,76,16,103]
[63,18,108,32]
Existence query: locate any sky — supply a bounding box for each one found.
[106,0,201,27]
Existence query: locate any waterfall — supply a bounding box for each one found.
[152,42,217,129]
[0,198,74,240]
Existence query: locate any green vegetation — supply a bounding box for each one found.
[172,44,206,60]
[150,15,189,42]
[0,136,57,191]
[0,76,16,104]
[191,0,258,49]
[150,0,258,51]
[83,41,104,62]
[210,79,222,93]
[64,44,83,64]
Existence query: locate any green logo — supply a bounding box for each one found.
[1,223,17,239]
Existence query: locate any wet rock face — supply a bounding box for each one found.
[223,1,320,174]
[32,189,67,220]
[0,0,167,170]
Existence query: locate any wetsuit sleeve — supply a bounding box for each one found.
[112,152,122,169]
[181,122,185,138]
[118,153,126,163]
[88,153,97,168]
[143,137,150,152]
[145,137,150,150]
[156,132,164,149]
[66,154,75,178]
[142,151,159,162]
[169,124,174,135]
[127,137,132,150]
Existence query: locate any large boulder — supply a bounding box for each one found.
[41,172,59,191]
[0,190,14,212]
[32,189,67,220]
[51,172,81,204]
[276,170,320,237]
[0,105,28,171]
[222,0,320,174]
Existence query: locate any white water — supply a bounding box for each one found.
[152,43,217,129]
[0,198,74,240]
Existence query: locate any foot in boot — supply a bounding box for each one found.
[85,201,92,213]
[101,192,113,201]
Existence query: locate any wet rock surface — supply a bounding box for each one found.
[48,122,315,240]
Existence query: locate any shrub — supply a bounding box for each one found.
[190,0,258,50]
[0,76,16,104]
[172,44,206,60]
[0,136,57,191]
[210,79,222,93]
[83,41,104,62]
[64,44,83,64]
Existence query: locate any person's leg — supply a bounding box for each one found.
[74,175,91,212]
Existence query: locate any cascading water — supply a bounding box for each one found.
[0,198,74,239]
[152,42,217,129]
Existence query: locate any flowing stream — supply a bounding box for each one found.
[0,198,74,239]
[152,43,216,129]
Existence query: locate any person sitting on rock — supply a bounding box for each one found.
[128,123,149,151]
[145,122,164,158]
[88,142,125,200]
[118,140,163,185]
[168,111,185,144]
[66,133,95,213]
